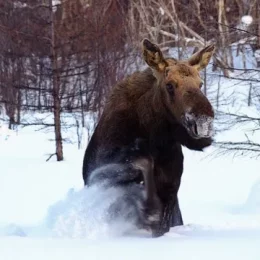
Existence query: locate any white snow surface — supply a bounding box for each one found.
[0,115,260,259]
[241,15,253,26]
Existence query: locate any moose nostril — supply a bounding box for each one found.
[185,112,196,124]
[186,118,193,127]
[193,121,198,135]
[185,116,198,134]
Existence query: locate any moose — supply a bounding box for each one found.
[82,39,215,237]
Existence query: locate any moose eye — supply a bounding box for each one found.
[166,83,176,94]
[199,82,203,88]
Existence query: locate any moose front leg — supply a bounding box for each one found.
[152,194,183,237]
[151,143,184,237]
[152,204,172,237]
[171,197,183,226]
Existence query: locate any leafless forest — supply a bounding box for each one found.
[0,0,259,160]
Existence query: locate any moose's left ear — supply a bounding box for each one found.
[142,39,167,72]
[188,44,215,71]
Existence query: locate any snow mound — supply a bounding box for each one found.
[45,185,142,239]
[3,224,27,237]
[243,179,260,213]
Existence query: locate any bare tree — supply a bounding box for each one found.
[49,0,63,161]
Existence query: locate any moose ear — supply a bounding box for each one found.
[188,44,215,71]
[142,39,167,72]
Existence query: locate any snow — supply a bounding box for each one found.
[1,233,260,260]
[52,0,61,5]
[1,52,260,258]
[241,15,253,26]
[255,50,260,60]
[13,1,27,8]
[0,116,260,259]
[0,124,15,141]
[159,7,165,16]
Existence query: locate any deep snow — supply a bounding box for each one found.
[1,117,260,259]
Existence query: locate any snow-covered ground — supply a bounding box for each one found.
[0,112,260,260]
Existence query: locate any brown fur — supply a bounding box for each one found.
[82,39,215,237]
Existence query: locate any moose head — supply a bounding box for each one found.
[142,39,215,140]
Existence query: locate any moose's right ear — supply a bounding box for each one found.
[142,39,167,72]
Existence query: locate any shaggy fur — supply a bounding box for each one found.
[82,39,215,237]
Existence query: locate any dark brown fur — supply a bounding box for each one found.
[82,39,215,237]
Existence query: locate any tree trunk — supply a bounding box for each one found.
[218,0,230,76]
[49,0,63,161]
